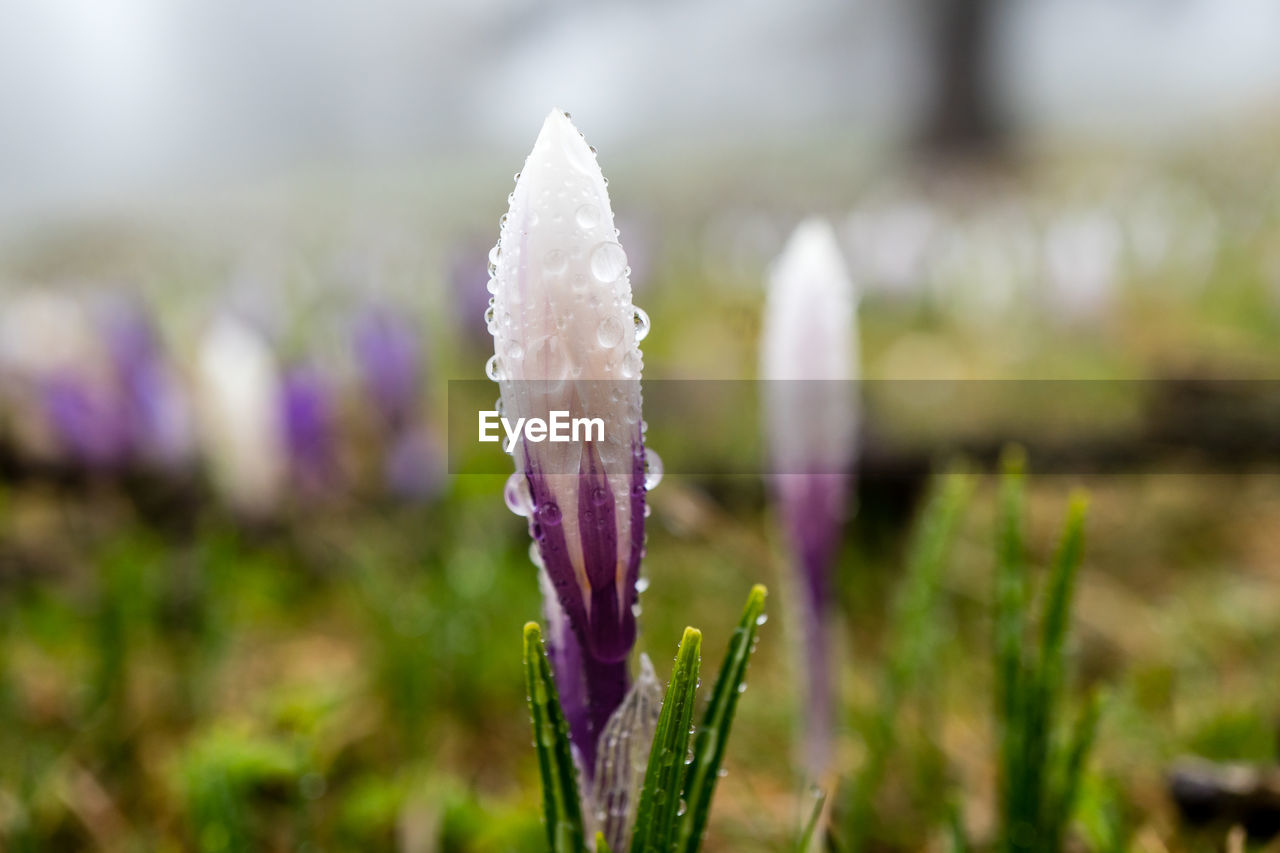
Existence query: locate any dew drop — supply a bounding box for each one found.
[539,502,562,526]
[505,340,524,361]
[643,447,663,490]
[596,316,624,349]
[485,354,502,382]
[543,249,568,275]
[483,303,495,327]
[632,306,650,342]
[590,242,628,283]
[620,350,642,379]
[504,472,532,517]
[755,613,769,626]
[576,204,600,230]
[528,541,544,570]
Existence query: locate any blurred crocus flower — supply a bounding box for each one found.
[350,304,441,500]
[195,315,286,516]
[488,110,654,780]
[279,363,339,495]
[352,305,421,434]
[0,291,128,468]
[97,296,195,468]
[761,218,859,777]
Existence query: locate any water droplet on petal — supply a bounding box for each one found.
[505,340,524,360]
[635,576,650,593]
[620,350,642,378]
[485,354,502,381]
[504,472,532,516]
[590,242,628,283]
[644,447,663,490]
[576,204,600,230]
[597,316,624,348]
[632,306,650,342]
[528,541,544,569]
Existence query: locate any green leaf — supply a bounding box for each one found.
[595,831,613,853]
[677,586,768,853]
[795,787,827,853]
[993,447,1029,842]
[523,622,587,853]
[1044,691,1102,853]
[631,627,703,853]
[1022,495,1089,841]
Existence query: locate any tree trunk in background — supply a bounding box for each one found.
[920,0,1005,156]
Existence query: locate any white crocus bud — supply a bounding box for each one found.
[760,218,859,777]
[195,315,286,516]
[488,110,652,777]
[762,218,859,471]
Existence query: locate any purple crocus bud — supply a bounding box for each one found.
[40,372,132,469]
[761,219,859,777]
[280,364,338,495]
[489,110,654,777]
[98,297,194,468]
[352,305,421,433]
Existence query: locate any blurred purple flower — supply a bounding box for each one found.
[352,305,420,433]
[40,373,131,470]
[98,297,194,467]
[280,364,339,494]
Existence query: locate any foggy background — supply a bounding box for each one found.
[2,0,1279,225]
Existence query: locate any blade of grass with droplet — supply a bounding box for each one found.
[676,586,767,853]
[795,787,827,853]
[523,622,587,853]
[631,627,702,853]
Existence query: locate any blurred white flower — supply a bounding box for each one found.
[195,315,285,515]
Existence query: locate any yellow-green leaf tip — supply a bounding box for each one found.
[523,621,542,642]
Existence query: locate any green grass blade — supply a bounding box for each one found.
[631,627,703,853]
[795,787,827,853]
[946,798,970,853]
[1018,494,1089,848]
[677,586,768,853]
[843,471,972,850]
[1039,494,1088,698]
[993,447,1029,848]
[595,831,613,853]
[1044,691,1103,853]
[523,622,587,853]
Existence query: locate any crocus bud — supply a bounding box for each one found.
[195,316,286,516]
[352,304,421,434]
[98,296,194,468]
[760,218,858,776]
[279,363,338,495]
[488,110,653,774]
